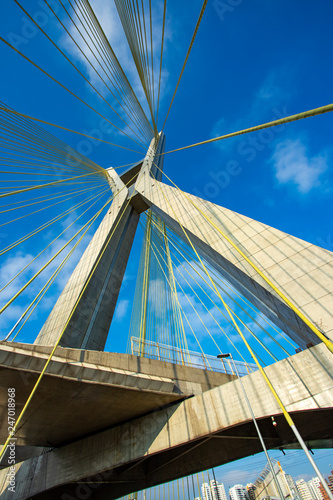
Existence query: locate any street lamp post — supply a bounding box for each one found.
[217,353,285,500]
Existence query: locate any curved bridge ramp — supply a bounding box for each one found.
[0,343,332,499]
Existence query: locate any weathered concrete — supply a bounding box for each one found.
[0,341,235,448]
[0,344,332,499]
[134,172,333,348]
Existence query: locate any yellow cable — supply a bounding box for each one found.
[10,201,104,341]
[154,165,333,354]
[0,170,104,199]
[0,184,105,227]
[139,210,152,355]
[156,0,167,127]
[163,224,293,353]
[162,103,333,155]
[1,168,140,312]
[145,212,247,362]
[0,37,145,149]
[161,0,208,132]
[152,229,264,366]
[153,176,297,427]
[155,223,287,359]
[0,194,112,315]
[0,186,108,257]
[0,168,143,462]
[148,233,211,369]
[1,186,109,293]
[163,222,188,363]
[0,183,102,214]
[0,107,143,153]
[14,0,148,147]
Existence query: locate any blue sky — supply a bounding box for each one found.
[0,0,333,490]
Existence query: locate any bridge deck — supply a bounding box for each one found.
[0,341,234,447]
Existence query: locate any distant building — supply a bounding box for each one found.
[252,459,298,499]
[201,479,227,500]
[229,484,250,500]
[308,477,324,500]
[210,479,227,500]
[285,474,301,500]
[328,472,333,488]
[246,483,256,500]
[202,483,212,500]
[318,470,333,500]
[296,479,313,500]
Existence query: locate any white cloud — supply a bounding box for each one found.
[255,70,287,103]
[114,299,130,321]
[271,138,328,193]
[58,0,170,134]
[295,473,313,482]
[220,468,260,487]
[211,69,289,149]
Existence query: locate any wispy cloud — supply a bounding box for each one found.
[57,0,170,133]
[114,299,130,321]
[271,138,328,193]
[220,468,261,487]
[211,68,290,147]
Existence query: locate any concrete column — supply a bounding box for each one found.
[34,168,139,351]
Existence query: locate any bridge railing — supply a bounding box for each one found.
[130,337,258,376]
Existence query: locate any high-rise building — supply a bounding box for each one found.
[296,479,313,500]
[202,483,212,500]
[210,479,227,500]
[251,459,297,499]
[285,474,302,500]
[201,479,227,500]
[229,484,250,500]
[327,471,333,488]
[246,483,256,500]
[308,477,324,500]
[318,470,333,500]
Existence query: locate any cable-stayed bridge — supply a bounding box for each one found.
[0,1,332,499]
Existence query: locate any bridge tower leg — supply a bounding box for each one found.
[134,169,333,348]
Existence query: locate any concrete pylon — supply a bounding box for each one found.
[34,166,139,350]
[35,132,333,350]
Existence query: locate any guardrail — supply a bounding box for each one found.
[131,337,258,376]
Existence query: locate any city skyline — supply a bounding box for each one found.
[126,458,333,500]
[195,460,333,500]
